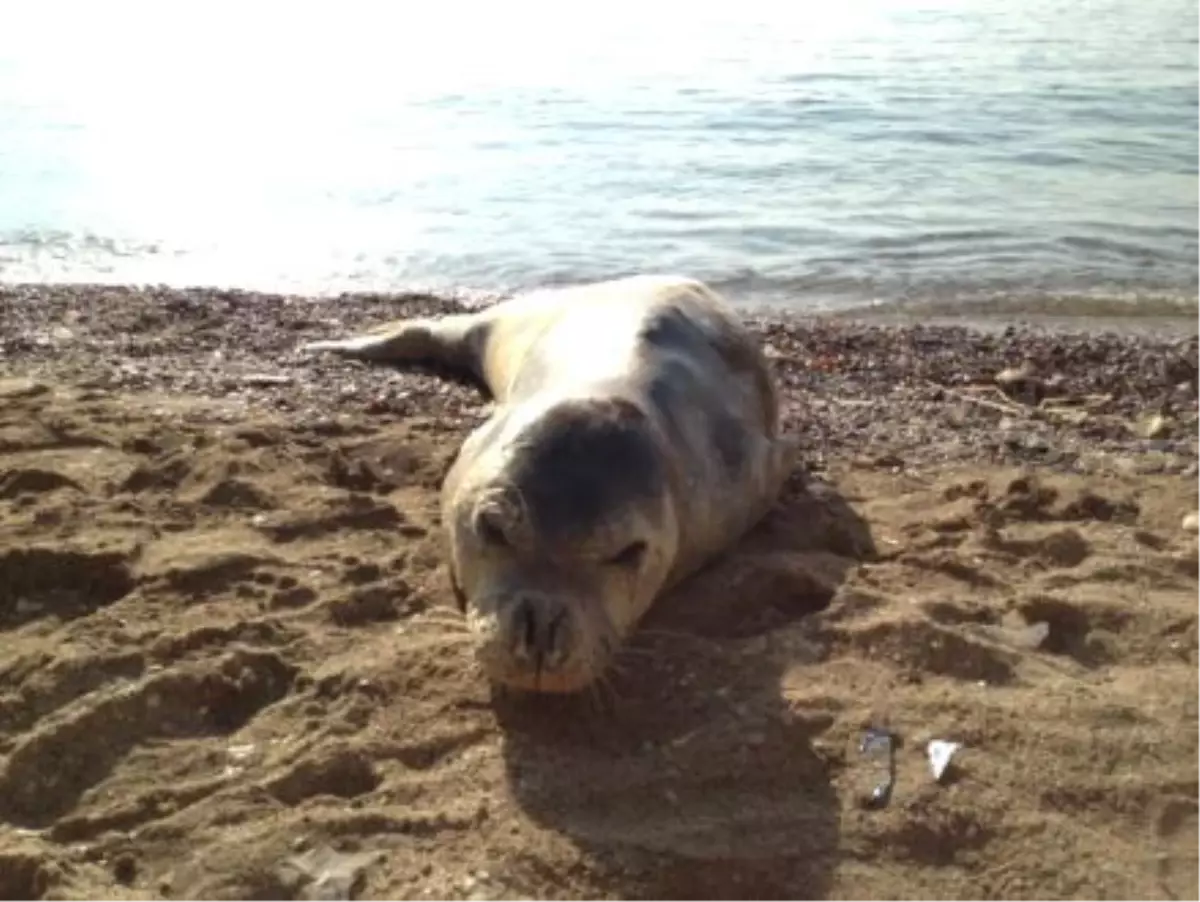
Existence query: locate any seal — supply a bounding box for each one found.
[301,275,793,693]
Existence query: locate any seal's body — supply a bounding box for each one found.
[302,275,792,693]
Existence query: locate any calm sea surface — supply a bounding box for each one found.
[1,0,1196,313]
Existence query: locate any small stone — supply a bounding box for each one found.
[1114,456,1140,476]
[1022,434,1050,453]
[1139,413,1172,440]
[1183,512,1199,533]
[994,363,1043,400]
[0,378,50,399]
[996,361,1035,383]
[227,743,257,763]
[14,598,43,616]
[242,373,292,386]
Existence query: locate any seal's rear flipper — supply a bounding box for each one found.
[299,314,489,383]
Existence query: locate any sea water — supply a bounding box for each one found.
[1,0,1196,313]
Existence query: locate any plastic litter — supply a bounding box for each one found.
[279,846,384,901]
[859,727,897,808]
[990,616,1051,650]
[927,739,962,782]
[1013,621,1050,649]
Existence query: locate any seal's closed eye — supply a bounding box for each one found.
[605,540,647,568]
[477,510,509,548]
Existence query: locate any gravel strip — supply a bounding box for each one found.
[2,282,1196,475]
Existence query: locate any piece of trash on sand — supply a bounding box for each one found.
[278,845,384,901]
[990,614,1050,650]
[1012,620,1050,649]
[927,739,962,782]
[859,727,897,809]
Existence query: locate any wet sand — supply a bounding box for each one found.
[0,283,1197,900]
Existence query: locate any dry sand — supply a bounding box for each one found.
[0,284,1197,900]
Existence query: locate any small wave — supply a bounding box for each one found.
[829,291,1200,322]
[0,230,165,258]
[855,228,1018,251]
[1009,150,1085,167]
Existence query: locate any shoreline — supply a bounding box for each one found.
[3,282,1196,475]
[0,282,1197,899]
[3,278,1197,335]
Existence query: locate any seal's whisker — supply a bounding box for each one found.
[403,628,477,642]
[635,627,700,640]
[403,616,472,634]
[588,671,623,715]
[406,615,470,627]
[613,645,657,659]
[403,625,474,640]
[584,681,606,715]
[633,628,717,649]
[410,610,470,626]
[414,617,469,628]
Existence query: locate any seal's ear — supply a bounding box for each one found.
[609,393,648,422]
[598,395,649,426]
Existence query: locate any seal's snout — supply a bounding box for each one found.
[508,593,572,672]
[470,586,607,693]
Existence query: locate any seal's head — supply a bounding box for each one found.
[442,394,679,693]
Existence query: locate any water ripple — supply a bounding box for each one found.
[0,0,1195,315]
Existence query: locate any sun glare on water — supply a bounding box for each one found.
[2,0,886,278]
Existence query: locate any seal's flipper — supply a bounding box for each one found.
[299,313,489,383]
[770,432,803,491]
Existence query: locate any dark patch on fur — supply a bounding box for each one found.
[510,398,663,539]
[639,303,777,438]
[639,305,712,357]
[645,359,695,450]
[645,345,749,481]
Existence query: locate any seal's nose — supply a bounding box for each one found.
[509,594,571,671]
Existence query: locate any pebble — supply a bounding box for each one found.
[14,598,43,616]
[227,743,258,763]
[1183,512,1199,533]
[2,284,1196,477]
[995,363,1037,386]
[0,377,50,399]
[1021,433,1051,453]
[1139,413,1172,440]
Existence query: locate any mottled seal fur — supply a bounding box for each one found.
[301,275,793,693]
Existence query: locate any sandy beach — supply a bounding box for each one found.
[0,283,1196,900]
